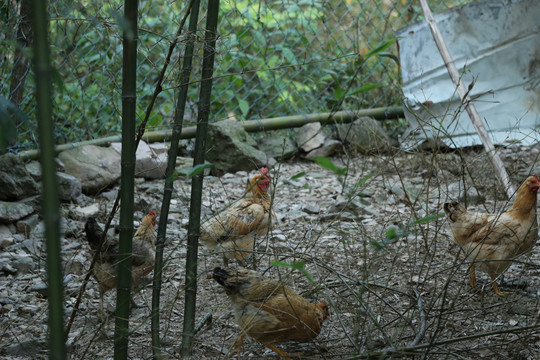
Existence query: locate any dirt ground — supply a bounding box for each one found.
[3,145,540,359]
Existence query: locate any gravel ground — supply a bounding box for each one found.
[2,145,540,359]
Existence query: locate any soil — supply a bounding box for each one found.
[2,145,540,359]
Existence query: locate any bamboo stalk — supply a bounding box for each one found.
[180,0,220,355]
[30,0,66,358]
[151,0,200,356]
[114,0,138,358]
[18,106,403,161]
[418,0,515,199]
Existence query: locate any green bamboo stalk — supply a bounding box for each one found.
[151,0,200,356]
[30,0,66,359]
[114,0,138,358]
[18,106,404,161]
[180,0,220,355]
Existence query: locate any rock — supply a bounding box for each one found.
[297,122,326,152]
[0,153,40,201]
[205,119,274,175]
[258,135,298,160]
[58,145,121,195]
[3,337,46,357]
[0,225,13,247]
[64,253,87,276]
[302,204,321,214]
[10,253,36,274]
[57,172,82,202]
[0,201,35,223]
[336,116,393,153]
[16,214,39,238]
[305,139,342,160]
[111,141,167,179]
[445,182,484,204]
[70,204,100,220]
[24,161,42,180]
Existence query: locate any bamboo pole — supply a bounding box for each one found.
[18,106,403,161]
[180,0,220,355]
[114,0,138,358]
[151,0,200,356]
[418,0,515,199]
[30,0,66,358]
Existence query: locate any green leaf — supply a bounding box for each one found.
[413,213,445,225]
[312,157,347,176]
[349,83,382,96]
[237,98,250,117]
[289,171,306,180]
[176,163,214,178]
[364,38,397,60]
[271,260,314,283]
[331,74,343,100]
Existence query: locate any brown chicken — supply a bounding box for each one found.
[444,175,540,296]
[200,167,276,266]
[212,266,329,359]
[84,211,157,314]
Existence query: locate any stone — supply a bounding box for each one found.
[446,182,485,204]
[297,122,326,152]
[57,172,82,202]
[0,201,34,223]
[336,116,393,153]
[0,153,39,201]
[58,144,121,195]
[16,214,39,238]
[111,141,168,180]
[0,224,13,247]
[205,119,274,175]
[258,135,298,160]
[305,139,342,159]
[71,204,100,220]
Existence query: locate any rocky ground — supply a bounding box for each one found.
[2,144,540,359]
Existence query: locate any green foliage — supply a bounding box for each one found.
[0,96,22,151]
[272,259,314,283]
[312,156,347,176]
[371,213,445,250]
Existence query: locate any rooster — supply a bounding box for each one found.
[200,167,276,266]
[212,266,329,359]
[84,210,157,315]
[444,175,540,296]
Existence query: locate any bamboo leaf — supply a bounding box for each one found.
[289,171,306,180]
[349,83,382,96]
[312,156,347,175]
[412,213,445,225]
[364,38,397,60]
[272,260,314,283]
[176,163,214,178]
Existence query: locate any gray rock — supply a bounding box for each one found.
[297,122,326,152]
[205,119,274,175]
[0,201,34,223]
[16,214,39,238]
[0,153,40,201]
[70,204,100,220]
[446,182,485,204]
[336,116,393,153]
[302,204,321,214]
[64,253,87,275]
[111,141,168,180]
[57,172,82,202]
[24,161,42,180]
[58,144,121,195]
[10,253,36,274]
[258,135,298,160]
[3,337,46,357]
[305,139,342,160]
[0,224,13,247]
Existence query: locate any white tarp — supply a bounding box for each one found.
[397,0,540,148]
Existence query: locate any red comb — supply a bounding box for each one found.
[149,210,156,216]
[260,167,268,175]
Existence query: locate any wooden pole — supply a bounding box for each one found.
[418,0,515,199]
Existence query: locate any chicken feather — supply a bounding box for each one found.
[444,175,540,296]
[200,167,276,266]
[84,211,157,315]
[212,267,329,359]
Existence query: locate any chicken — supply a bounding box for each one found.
[444,175,540,296]
[211,266,329,359]
[200,167,276,266]
[84,210,157,314]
